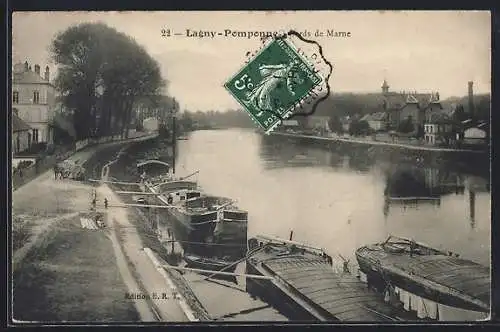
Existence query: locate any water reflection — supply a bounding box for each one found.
[178,130,490,266]
[383,166,467,214]
[258,132,490,236]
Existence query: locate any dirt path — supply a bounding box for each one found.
[97,155,189,321]
[97,183,189,321]
[106,219,159,321]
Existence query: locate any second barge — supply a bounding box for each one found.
[245,235,405,322]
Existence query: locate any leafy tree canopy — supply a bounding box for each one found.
[51,22,166,140]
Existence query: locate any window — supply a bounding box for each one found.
[33,91,40,104]
[33,129,39,143]
[13,91,19,104]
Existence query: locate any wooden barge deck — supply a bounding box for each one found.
[355,236,490,320]
[245,235,405,322]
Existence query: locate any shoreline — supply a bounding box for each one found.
[270,131,488,154]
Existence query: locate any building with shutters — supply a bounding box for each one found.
[12,61,56,144]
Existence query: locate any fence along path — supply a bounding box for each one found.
[12,131,158,191]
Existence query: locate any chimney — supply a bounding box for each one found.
[34,64,40,75]
[44,66,50,81]
[24,61,29,71]
[468,81,474,117]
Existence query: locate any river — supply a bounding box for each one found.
[173,129,490,267]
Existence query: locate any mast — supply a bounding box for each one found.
[172,98,176,175]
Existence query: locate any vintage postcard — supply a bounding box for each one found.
[11,11,491,324]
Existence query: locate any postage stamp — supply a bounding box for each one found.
[224,31,333,133]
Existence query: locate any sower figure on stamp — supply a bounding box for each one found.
[245,61,304,117]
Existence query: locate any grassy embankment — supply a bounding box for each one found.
[12,143,139,322]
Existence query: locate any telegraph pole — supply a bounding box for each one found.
[172,98,176,175]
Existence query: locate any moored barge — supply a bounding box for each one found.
[138,160,247,266]
[245,235,403,322]
[355,235,490,321]
[163,189,248,259]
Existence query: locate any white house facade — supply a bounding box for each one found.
[12,61,56,144]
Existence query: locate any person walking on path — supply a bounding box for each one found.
[53,164,58,180]
[104,198,108,209]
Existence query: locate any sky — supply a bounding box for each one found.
[12,11,491,111]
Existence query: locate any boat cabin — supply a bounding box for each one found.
[154,180,198,194]
[137,160,171,179]
[166,189,203,205]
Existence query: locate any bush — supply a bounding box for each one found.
[17,160,34,169]
[46,144,56,155]
[349,120,371,136]
[12,217,32,251]
[397,118,414,133]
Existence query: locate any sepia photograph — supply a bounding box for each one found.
[10,11,491,323]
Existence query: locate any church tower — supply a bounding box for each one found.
[381,79,389,95]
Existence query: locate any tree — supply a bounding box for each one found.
[398,117,414,133]
[51,23,166,140]
[415,125,425,139]
[349,119,370,136]
[178,111,194,132]
[452,104,468,122]
[328,115,343,133]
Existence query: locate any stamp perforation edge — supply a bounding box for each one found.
[223,39,282,134]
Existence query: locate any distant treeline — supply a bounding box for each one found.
[180,110,255,130]
[178,92,490,131]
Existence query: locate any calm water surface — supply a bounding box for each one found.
[173,129,490,267]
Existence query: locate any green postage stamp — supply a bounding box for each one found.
[224,32,332,133]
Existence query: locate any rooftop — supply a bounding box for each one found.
[361,112,387,122]
[12,61,52,85]
[13,114,32,132]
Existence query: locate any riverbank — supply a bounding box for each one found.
[12,134,160,322]
[12,145,138,322]
[271,131,488,154]
[267,131,489,176]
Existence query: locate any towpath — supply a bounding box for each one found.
[97,160,190,322]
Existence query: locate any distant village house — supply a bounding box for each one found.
[306,116,331,134]
[463,123,488,145]
[360,112,387,132]
[380,79,439,131]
